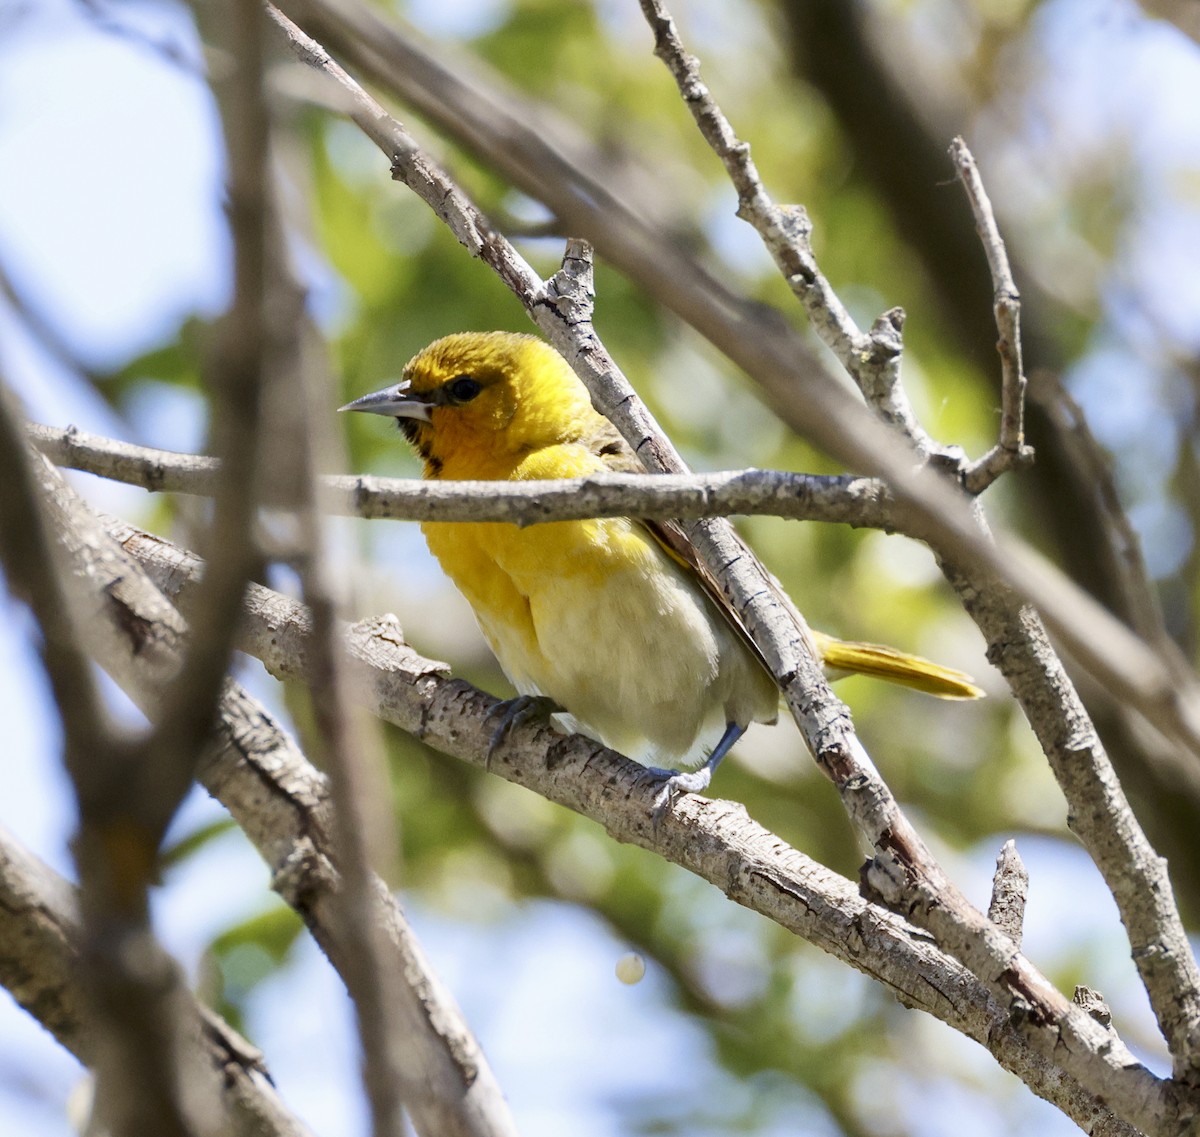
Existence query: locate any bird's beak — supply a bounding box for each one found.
[338,380,433,422]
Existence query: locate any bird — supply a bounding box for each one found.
[341,331,983,800]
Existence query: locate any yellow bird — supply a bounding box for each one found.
[342,331,982,797]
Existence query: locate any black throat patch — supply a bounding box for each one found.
[399,418,442,477]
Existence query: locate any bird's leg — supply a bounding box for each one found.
[644,721,746,818]
[485,694,560,766]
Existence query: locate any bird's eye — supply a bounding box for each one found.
[447,375,483,403]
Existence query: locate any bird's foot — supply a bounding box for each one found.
[485,695,560,766]
[640,722,746,824]
[641,764,715,824]
[643,765,714,794]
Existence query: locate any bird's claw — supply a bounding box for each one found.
[485,695,559,766]
[641,765,714,826]
[641,722,744,824]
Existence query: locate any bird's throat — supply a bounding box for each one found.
[399,419,445,478]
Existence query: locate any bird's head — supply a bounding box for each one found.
[340,331,599,478]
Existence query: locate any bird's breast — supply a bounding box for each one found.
[421,513,764,763]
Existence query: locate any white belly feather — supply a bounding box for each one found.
[424,514,774,767]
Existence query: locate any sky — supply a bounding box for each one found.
[1,1,1199,1135]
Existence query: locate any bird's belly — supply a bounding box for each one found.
[423,516,753,764]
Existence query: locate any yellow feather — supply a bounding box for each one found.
[811,632,984,699]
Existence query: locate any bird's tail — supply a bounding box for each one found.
[814,633,985,700]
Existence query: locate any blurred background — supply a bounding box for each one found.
[2,0,1200,1133]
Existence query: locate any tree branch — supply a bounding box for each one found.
[0,387,225,1134]
[0,824,314,1137]
[26,421,895,528]
[261,270,416,1135]
[636,0,936,452]
[951,137,1035,492]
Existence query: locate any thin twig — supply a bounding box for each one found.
[951,138,1035,492]
[638,0,934,445]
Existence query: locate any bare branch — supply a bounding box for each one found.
[593,29,1070,1026]
[987,840,1029,949]
[0,824,315,1137]
[264,3,546,310]
[636,0,933,450]
[28,421,895,529]
[0,410,109,792]
[207,678,518,1137]
[0,384,225,1133]
[264,0,916,468]
[952,138,1035,492]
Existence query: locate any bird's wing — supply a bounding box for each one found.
[582,419,983,699]
[583,420,779,680]
[643,516,783,679]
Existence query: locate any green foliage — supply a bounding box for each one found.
[160,816,237,870]
[98,315,209,409]
[204,904,307,1032]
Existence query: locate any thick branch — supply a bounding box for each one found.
[0,825,314,1137]
[0,393,224,1133]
